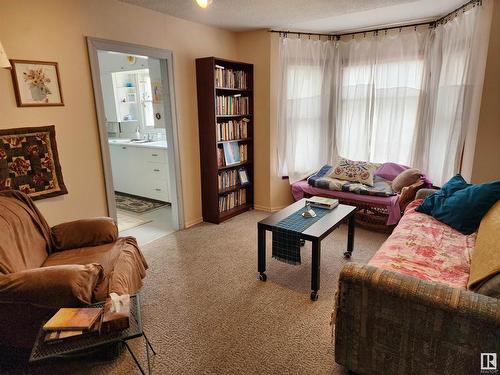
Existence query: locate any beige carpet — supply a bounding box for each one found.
[7,210,388,375]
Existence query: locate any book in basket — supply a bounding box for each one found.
[43,307,103,331]
[305,196,339,210]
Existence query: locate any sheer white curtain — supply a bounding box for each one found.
[336,31,428,164]
[277,38,337,183]
[412,1,493,184]
[277,0,492,185]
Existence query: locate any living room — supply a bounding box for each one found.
[0,0,499,374]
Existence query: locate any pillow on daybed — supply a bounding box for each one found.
[392,168,422,193]
[329,157,379,186]
[416,174,500,235]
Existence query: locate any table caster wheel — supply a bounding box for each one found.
[343,251,352,258]
[310,291,318,301]
[259,273,267,281]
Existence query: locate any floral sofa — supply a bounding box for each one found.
[333,195,500,375]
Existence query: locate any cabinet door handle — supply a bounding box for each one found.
[153,168,160,172]
[155,188,162,191]
[121,146,127,149]
[151,153,159,157]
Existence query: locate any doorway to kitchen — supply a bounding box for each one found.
[87,38,184,245]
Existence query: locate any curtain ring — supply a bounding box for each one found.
[385,29,388,36]
[399,27,402,33]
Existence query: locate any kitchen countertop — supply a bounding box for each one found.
[108,138,168,149]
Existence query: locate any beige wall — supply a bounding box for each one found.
[0,0,238,226]
[471,0,500,183]
[235,30,271,210]
[235,31,293,212]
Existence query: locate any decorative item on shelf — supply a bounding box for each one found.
[302,202,317,218]
[238,168,249,186]
[9,60,64,107]
[127,55,136,65]
[152,80,162,103]
[0,125,68,200]
[0,41,10,69]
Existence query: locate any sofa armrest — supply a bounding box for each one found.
[0,264,103,309]
[334,263,500,375]
[415,188,439,200]
[51,217,118,251]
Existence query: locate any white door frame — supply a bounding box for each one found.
[87,37,185,230]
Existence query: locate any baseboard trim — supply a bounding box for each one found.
[254,205,289,212]
[184,216,203,228]
[254,204,272,212]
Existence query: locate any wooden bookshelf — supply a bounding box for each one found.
[196,57,254,224]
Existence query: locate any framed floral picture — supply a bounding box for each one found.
[9,60,64,107]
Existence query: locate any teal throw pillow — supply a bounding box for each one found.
[416,174,500,234]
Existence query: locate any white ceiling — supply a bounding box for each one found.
[118,0,467,33]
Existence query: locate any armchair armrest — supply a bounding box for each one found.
[334,263,500,375]
[51,217,118,251]
[0,264,103,309]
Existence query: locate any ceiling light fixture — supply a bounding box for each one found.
[195,0,212,9]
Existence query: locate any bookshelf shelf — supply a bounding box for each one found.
[217,161,251,171]
[216,114,252,118]
[218,183,251,195]
[196,57,254,224]
[217,138,252,144]
[215,87,252,93]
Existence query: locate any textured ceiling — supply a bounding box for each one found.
[118,0,466,33]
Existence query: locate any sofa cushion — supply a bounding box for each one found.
[369,200,476,289]
[392,168,422,193]
[43,237,147,301]
[329,158,379,186]
[416,174,469,214]
[0,193,49,274]
[51,217,118,252]
[417,175,500,235]
[468,201,500,297]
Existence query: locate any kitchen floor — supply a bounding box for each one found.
[117,204,176,246]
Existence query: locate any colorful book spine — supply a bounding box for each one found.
[218,188,247,213]
[216,118,249,141]
[214,66,248,89]
[216,96,249,116]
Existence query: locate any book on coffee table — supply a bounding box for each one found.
[305,196,339,210]
[43,307,103,331]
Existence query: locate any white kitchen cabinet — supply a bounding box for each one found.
[109,143,170,203]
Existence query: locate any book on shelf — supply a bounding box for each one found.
[214,66,248,89]
[305,196,339,210]
[223,141,241,166]
[218,188,247,213]
[218,143,248,167]
[43,307,103,331]
[216,95,249,115]
[216,118,249,141]
[218,169,238,191]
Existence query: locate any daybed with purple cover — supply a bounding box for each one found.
[291,162,427,229]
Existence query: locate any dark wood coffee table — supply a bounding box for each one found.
[258,199,356,301]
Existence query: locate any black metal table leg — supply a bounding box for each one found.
[123,341,146,375]
[258,223,267,281]
[143,332,156,356]
[344,214,355,258]
[311,239,321,301]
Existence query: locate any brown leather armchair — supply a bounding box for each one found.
[0,190,148,349]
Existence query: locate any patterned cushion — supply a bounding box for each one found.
[329,158,379,186]
[369,199,476,289]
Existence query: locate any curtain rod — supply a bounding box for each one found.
[269,0,481,39]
